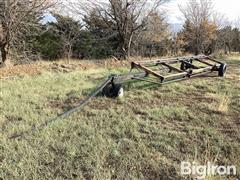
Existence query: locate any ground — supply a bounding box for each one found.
[0,55,239,179]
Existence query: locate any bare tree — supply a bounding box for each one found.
[139,12,170,57]
[235,17,240,29]
[52,13,82,62]
[212,12,231,30]
[0,0,55,66]
[212,13,240,54]
[179,0,217,55]
[70,0,169,59]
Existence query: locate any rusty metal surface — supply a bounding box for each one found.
[112,55,226,85]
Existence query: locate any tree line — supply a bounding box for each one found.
[0,0,239,66]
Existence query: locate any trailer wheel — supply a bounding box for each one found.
[180,61,190,71]
[102,83,123,98]
[218,63,227,77]
[180,62,187,71]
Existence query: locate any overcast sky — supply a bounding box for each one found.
[44,0,240,25]
[165,0,240,24]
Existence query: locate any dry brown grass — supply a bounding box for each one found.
[0,55,239,179]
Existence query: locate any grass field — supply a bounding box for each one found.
[0,55,240,179]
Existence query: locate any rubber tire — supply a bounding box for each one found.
[180,61,191,71]
[102,83,123,98]
[180,62,187,71]
[218,63,227,77]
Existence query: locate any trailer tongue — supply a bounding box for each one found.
[102,55,227,98]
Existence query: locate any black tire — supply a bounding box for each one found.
[181,59,194,71]
[180,60,191,71]
[218,63,227,77]
[102,83,123,98]
[180,62,187,71]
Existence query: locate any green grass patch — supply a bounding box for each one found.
[0,56,240,179]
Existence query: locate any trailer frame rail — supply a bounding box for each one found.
[102,55,227,97]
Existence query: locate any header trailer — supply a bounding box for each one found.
[102,55,227,97]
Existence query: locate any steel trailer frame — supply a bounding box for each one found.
[102,55,227,97]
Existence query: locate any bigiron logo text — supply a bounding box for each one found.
[180,161,237,179]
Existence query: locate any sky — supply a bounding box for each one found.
[164,0,240,24]
[43,0,240,26]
